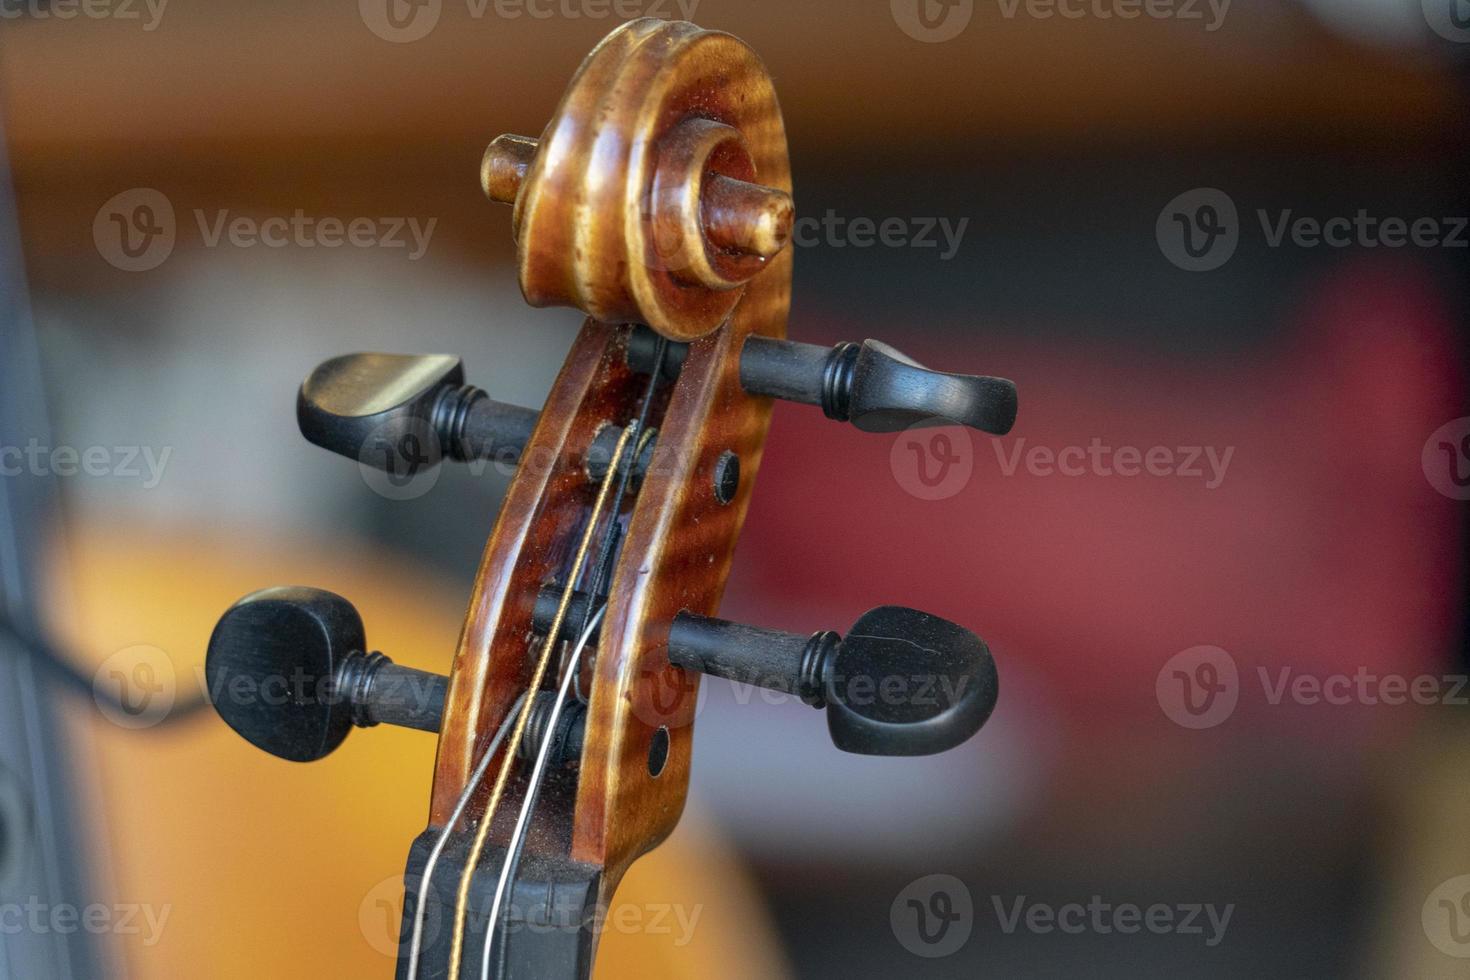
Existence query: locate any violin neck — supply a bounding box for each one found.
[397,830,602,980]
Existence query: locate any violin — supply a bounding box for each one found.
[202,18,1015,979]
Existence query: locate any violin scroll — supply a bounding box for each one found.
[477,18,794,341]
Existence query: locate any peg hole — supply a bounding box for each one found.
[713,451,740,505]
[647,726,670,777]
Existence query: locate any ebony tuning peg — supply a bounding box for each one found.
[205,586,449,762]
[296,353,653,480]
[742,336,1018,435]
[529,589,998,756]
[669,606,999,756]
[626,327,1017,436]
[206,587,585,764]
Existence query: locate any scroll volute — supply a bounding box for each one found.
[431,17,793,893]
[480,17,794,342]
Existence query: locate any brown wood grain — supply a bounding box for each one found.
[512,19,787,341]
[425,20,793,930]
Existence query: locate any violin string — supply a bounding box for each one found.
[480,603,607,980]
[403,692,527,980]
[572,423,655,705]
[570,333,668,704]
[445,423,636,980]
[483,335,667,974]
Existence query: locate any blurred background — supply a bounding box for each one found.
[1,0,1468,977]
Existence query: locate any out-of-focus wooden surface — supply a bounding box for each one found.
[1,2,1453,159]
[45,516,789,979]
[3,3,1459,281]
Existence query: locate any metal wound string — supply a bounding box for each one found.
[481,603,607,980]
[446,423,637,979]
[571,333,668,703]
[404,692,526,980]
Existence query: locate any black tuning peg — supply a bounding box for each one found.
[206,587,586,764]
[669,606,998,756]
[296,353,652,480]
[626,327,1017,435]
[529,589,998,756]
[205,586,449,762]
[741,337,1018,435]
